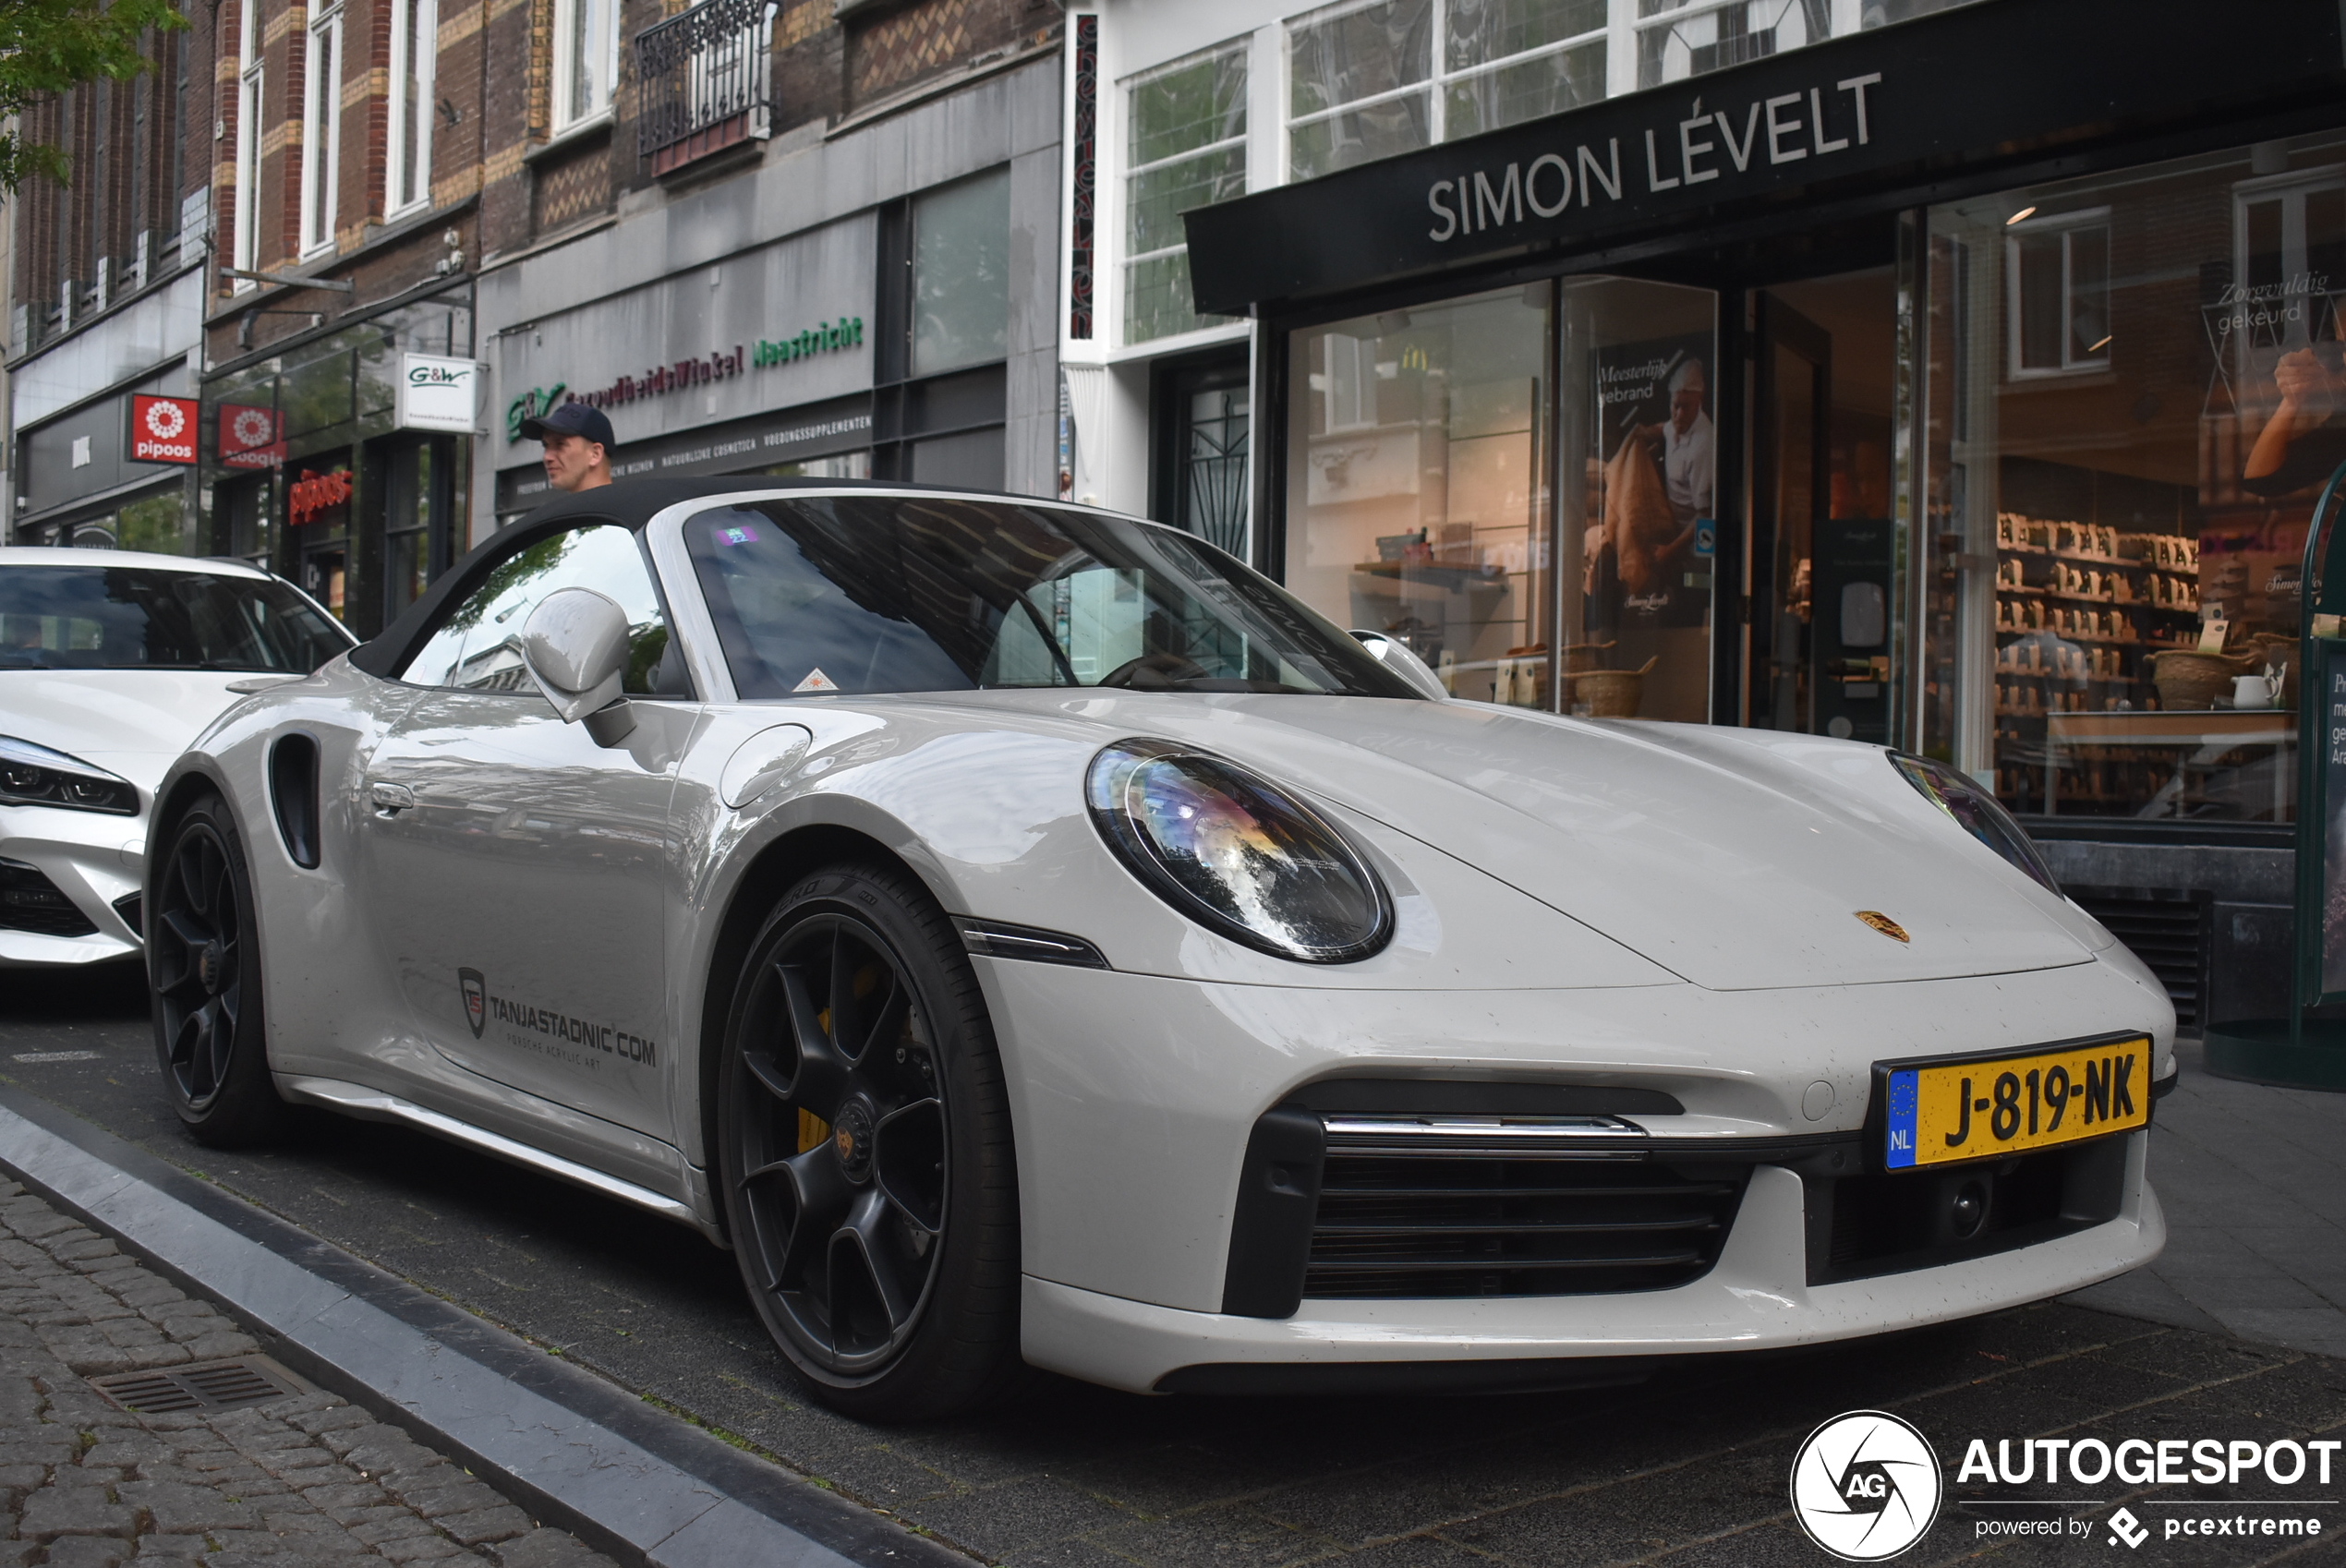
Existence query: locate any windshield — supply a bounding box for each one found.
[0,566,354,673]
[684,497,1418,700]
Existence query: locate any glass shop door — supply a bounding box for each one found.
[1745,269,1899,738]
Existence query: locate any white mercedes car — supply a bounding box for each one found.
[145,480,2173,1419]
[1,549,352,967]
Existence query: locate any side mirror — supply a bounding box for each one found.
[517,588,636,744]
[1349,629,1449,701]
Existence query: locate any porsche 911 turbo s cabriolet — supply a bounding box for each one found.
[145,478,2173,1419]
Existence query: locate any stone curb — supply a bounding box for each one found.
[0,1087,971,1568]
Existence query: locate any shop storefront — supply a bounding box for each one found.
[486,162,1025,525]
[198,284,476,635]
[15,375,202,552]
[1182,0,2346,1023]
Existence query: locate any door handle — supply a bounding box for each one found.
[369,780,417,814]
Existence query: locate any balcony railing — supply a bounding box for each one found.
[636,0,776,176]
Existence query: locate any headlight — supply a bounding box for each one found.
[1890,752,2057,893]
[0,736,139,815]
[1087,739,1393,963]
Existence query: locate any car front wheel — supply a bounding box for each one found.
[718,862,1020,1420]
[150,791,288,1147]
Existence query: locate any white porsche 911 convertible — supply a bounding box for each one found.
[146,479,2172,1419]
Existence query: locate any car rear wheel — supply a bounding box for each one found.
[150,791,288,1147]
[718,862,1020,1421]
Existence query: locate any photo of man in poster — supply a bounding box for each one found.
[1586,341,1715,632]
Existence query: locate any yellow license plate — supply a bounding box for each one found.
[1881,1035,2151,1170]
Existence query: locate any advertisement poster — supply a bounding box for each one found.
[1587,332,1714,633]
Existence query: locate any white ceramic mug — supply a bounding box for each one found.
[2231,673,2274,708]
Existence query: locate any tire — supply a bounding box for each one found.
[149,791,289,1148]
[717,862,1021,1421]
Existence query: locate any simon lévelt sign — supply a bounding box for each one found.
[1181,0,2346,313]
[505,317,865,441]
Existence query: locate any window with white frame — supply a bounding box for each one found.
[388,0,438,216]
[1286,0,1604,182]
[299,1,345,255]
[233,0,262,282]
[1123,39,1247,345]
[2006,209,2110,378]
[552,0,620,132]
[1635,0,1826,91]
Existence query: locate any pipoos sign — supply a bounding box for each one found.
[128,395,200,464]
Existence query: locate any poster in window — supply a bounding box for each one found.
[1588,334,1714,633]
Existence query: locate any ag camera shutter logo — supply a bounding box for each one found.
[1790,1410,1942,1561]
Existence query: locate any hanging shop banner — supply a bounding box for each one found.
[127,395,200,465]
[219,404,285,469]
[398,354,487,434]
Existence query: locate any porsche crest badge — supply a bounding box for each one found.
[1854,911,1910,943]
[459,969,488,1037]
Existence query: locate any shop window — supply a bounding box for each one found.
[553,0,620,131]
[232,0,262,283]
[1124,39,1247,344]
[1923,140,2333,826]
[913,170,1010,377]
[2006,211,2110,378]
[116,493,193,556]
[299,2,345,257]
[1288,0,1603,180]
[387,0,437,217]
[382,439,453,621]
[1287,284,1555,706]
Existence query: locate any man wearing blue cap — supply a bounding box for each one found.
[520,402,617,494]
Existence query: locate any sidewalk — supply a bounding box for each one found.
[0,1176,616,1568]
[2064,1035,2346,1357]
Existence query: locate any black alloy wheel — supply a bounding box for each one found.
[720,862,1020,1421]
[149,792,288,1147]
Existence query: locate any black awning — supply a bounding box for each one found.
[1181,0,2346,316]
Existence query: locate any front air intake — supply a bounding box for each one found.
[1304,1117,1747,1300]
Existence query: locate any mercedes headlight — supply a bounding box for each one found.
[1890,752,2057,893]
[0,736,139,815]
[1087,739,1393,963]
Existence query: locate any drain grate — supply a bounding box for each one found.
[90,1356,308,1414]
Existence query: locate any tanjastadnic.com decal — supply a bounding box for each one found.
[1789,1411,2336,1560]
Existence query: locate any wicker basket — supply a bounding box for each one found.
[1571,656,1660,718]
[2148,649,2260,710]
[1562,641,1614,675]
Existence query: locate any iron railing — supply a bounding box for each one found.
[635,0,775,175]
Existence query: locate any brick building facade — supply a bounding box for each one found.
[7,0,1065,642]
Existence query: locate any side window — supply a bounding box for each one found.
[399,525,674,694]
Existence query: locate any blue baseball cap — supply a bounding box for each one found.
[520,400,616,450]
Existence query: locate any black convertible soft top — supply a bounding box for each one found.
[348,476,1058,679]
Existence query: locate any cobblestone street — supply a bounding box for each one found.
[0,1177,612,1568]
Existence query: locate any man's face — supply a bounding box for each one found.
[541,432,605,491]
[1671,369,1706,435]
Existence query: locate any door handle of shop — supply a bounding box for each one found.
[369,780,417,814]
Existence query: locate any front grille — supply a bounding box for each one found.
[2067,887,2209,1029]
[0,858,98,937]
[1306,1150,1748,1299]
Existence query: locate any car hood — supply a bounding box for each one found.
[0,669,265,794]
[1020,693,2096,992]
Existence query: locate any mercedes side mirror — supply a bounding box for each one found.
[517,588,637,746]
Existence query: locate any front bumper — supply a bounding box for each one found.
[971,952,2173,1390]
[1023,1137,2162,1393]
[0,802,146,968]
